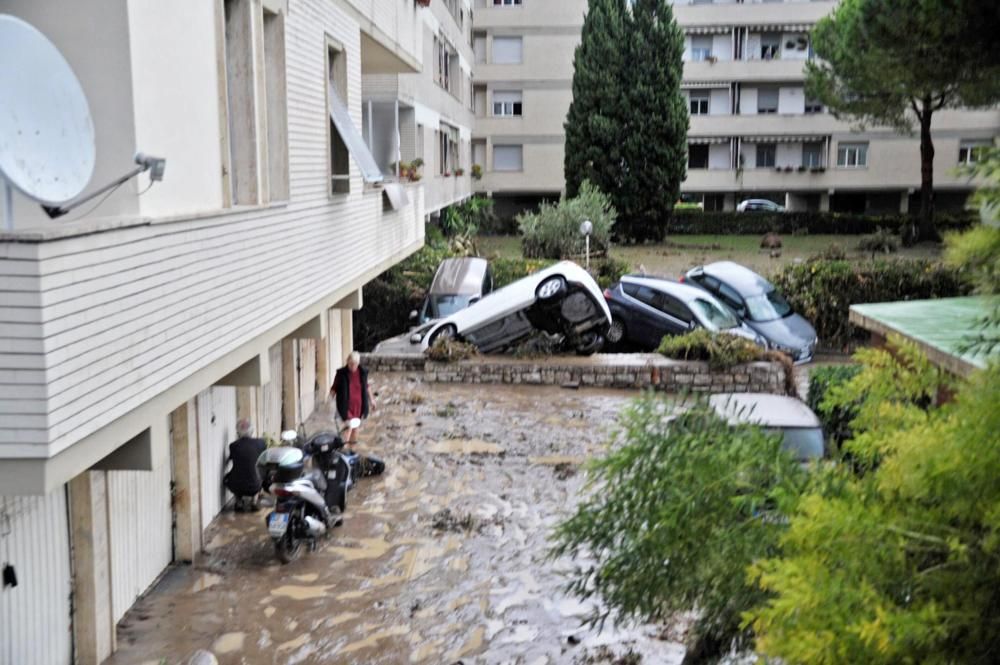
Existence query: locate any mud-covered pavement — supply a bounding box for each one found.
[107,375,686,665]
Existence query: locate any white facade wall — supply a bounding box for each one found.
[710,88,730,115]
[776,143,801,168]
[709,143,731,170]
[778,86,805,114]
[711,33,732,60]
[739,87,757,115]
[0,491,73,665]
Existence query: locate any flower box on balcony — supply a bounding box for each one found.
[810,166,826,174]
[416,0,431,7]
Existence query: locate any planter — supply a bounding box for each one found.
[415,0,431,7]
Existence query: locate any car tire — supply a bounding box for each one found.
[606,317,626,346]
[575,332,605,356]
[427,323,457,348]
[535,276,566,300]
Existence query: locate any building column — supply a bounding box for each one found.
[819,192,831,212]
[282,338,299,430]
[170,400,202,563]
[899,190,910,214]
[340,309,354,359]
[68,472,115,665]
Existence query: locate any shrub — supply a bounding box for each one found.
[806,364,862,448]
[813,243,847,261]
[441,196,498,237]
[856,227,899,255]
[666,210,976,237]
[771,259,971,350]
[490,257,555,289]
[595,255,632,289]
[656,329,763,370]
[551,395,808,662]
[425,336,478,363]
[518,181,616,259]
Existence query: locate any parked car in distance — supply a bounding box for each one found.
[683,261,817,363]
[411,257,493,326]
[736,198,784,213]
[407,261,610,354]
[708,393,825,463]
[603,275,765,351]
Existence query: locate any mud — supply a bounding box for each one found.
[106,377,685,665]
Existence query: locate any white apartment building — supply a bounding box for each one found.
[0,1,438,663]
[471,0,999,214]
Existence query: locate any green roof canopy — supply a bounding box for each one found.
[849,296,998,377]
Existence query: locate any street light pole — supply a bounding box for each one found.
[579,219,593,271]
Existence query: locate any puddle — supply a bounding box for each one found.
[189,574,222,593]
[339,624,411,655]
[426,438,505,455]
[270,585,332,601]
[292,573,319,583]
[276,634,310,652]
[449,626,485,661]
[211,632,245,654]
[326,612,360,627]
[263,606,275,618]
[326,536,394,561]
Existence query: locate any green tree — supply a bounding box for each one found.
[564,0,687,242]
[749,339,1000,663]
[564,0,629,200]
[551,396,806,664]
[806,0,1000,240]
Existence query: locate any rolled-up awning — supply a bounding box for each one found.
[688,136,731,145]
[382,182,410,211]
[746,135,828,143]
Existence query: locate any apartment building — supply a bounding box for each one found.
[363,0,475,217]
[471,0,999,214]
[0,1,433,663]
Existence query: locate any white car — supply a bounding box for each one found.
[736,198,785,213]
[405,261,612,355]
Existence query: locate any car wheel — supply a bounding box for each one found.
[427,324,457,347]
[575,333,604,356]
[606,317,626,345]
[536,276,566,300]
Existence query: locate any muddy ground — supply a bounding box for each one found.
[107,375,686,665]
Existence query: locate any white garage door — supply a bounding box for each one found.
[262,342,283,439]
[0,490,73,665]
[197,386,238,527]
[107,462,173,623]
[298,339,317,424]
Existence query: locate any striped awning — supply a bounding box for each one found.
[688,136,731,145]
[747,135,828,143]
[682,81,730,89]
[684,25,733,35]
[747,24,812,33]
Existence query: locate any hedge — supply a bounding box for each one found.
[771,259,972,351]
[806,364,862,448]
[666,210,976,236]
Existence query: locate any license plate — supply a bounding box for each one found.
[268,513,289,537]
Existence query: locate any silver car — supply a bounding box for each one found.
[411,257,493,326]
[708,393,825,463]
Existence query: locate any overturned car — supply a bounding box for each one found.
[378,261,611,355]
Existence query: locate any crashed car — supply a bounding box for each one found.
[405,261,611,355]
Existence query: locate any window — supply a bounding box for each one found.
[802,142,824,168]
[716,283,744,312]
[223,0,258,204]
[837,142,868,168]
[435,37,454,91]
[492,90,523,117]
[474,33,487,64]
[493,0,522,5]
[439,125,459,174]
[262,9,289,201]
[492,36,523,64]
[690,36,713,62]
[688,144,709,169]
[958,140,990,165]
[756,143,777,168]
[760,32,781,60]
[689,91,710,115]
[804,97,823,114]
[493,145,523,171]
[657,295,694,323]
[757,87,778,114]
[326,40,383,194]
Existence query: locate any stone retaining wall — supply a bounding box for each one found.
[363,353,789,394]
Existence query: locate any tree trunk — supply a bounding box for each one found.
[917,99,936,241]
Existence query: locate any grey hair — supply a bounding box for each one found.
[236,418,253,437]
[348,351,361,365]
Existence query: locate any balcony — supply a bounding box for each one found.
[672,1,837,29]
[683,58,806,83]
[473,0,588,30]
[689,113,849,137]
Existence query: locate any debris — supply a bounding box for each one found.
[554,463,577,480]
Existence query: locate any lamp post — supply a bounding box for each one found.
[579,219,593,270]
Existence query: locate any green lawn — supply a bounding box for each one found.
[477,234,943,279]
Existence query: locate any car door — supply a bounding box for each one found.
[620,283,664,348]
[654,293,697,339]
[715,281,748,319]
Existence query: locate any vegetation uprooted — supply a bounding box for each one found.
[518,181,617,259]
[564,0,688,242]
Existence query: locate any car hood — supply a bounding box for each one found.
[373,329,426,354]
[721,322,765,346]
[747,314,817,349]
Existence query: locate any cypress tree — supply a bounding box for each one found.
[618,0,688,241]
[564,0,628,200]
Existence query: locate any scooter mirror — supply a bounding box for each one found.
[348,418,362,430]
[280,430,298,443]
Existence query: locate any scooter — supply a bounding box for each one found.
[257,430,350,564]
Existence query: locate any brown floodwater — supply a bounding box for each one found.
[106,376,686,665]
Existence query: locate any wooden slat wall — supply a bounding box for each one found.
[0,0,426,461]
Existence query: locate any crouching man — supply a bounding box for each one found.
[224,418,267,511]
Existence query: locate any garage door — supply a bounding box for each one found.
[107,462,173,623]
[262,342,283,439]
[0,490,73,665]
[197,386,238,527]
[298,339,317,424]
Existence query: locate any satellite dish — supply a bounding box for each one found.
[0,14,95,207]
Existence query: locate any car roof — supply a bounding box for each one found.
[708,393,821,429]
[620,274,716,304]
[429,257,489,295]
[695,261,773,295]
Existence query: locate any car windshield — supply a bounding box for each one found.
[765,427,825,461]
[692,298,739,330]
[430,294,473,318]
[743,289,792,322]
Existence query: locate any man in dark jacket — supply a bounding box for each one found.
[224,418,267,511]
[329,351,373,454]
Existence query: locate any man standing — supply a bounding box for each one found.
[329,351,373,454]
[224,418,267,511]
